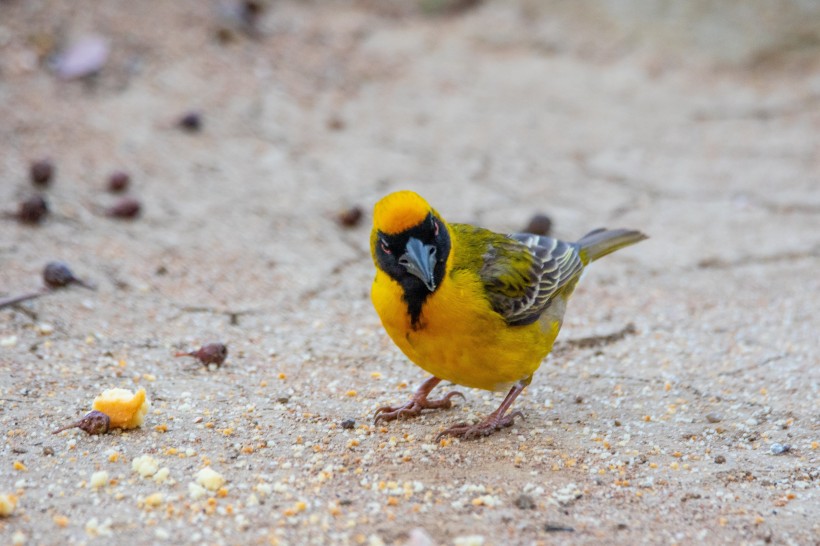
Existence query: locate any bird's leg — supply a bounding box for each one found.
[436,381,527,441]
[374,376,465,425]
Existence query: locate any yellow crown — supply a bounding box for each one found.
[373,191,434,235]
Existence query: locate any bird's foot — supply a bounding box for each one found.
[435,410,524,441]
[374,390,465,425]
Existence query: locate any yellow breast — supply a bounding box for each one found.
[371,267,559,392]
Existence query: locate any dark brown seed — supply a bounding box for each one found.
[337,206,363,228]
[43,261,76,288]
[17,195,49,224]
[714,455,726,464]
[178,111,202,132]
[106,197,141,219]
[30,159,54,187]
[574,395,583,404]
[42,446,55,456]
[52,410,110,435]
[770,443,791,455]
[340,419,355,430]
[176,342,228,367]
[523,213,552,236]
[43,261,93,290]
[107,171,130,193]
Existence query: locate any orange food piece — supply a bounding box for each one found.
[92,388,149,429]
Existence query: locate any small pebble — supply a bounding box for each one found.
[705,413,722,424]
[340,419,355,430]
[16,195,49,224]
[714,455,726,464]
[30,159,54,187]
[770,443,791,455]
[514,494,535,510]
[337,206,363,228]
[106,197,141,219]
[54,35,109,79]
[107,171,130,193]
[523,213,552,236]
[178,111,203,132]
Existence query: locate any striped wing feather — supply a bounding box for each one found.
[482,233,583,326]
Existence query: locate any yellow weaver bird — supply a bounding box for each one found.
[370,190,647,440]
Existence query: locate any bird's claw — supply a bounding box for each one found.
[373,390,465,425]
[435,410,525,441]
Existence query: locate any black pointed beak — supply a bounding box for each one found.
[399,237,437,292]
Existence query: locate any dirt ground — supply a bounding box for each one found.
[1,1,819,545]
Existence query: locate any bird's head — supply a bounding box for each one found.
[371,191,451,295]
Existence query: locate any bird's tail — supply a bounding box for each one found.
[577,228,648,264]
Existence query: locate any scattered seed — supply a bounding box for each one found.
[340,419,355,430]
[178,111,202,133]
[514,494,535,510]
[276,396,290,404]
[43,261,94,290]
[337,206,363,228]
[770,443,791,455]
[681,492,702,503]
[52,410,110,435]
[106,197,141,219]
[523,213,552,236]
[714,455,726,464]
[15,195,49,224]
[574,395,583,404]
[30,159,54,187]
[175,343,228,367]
[42,446,55,456]
[616,523,628,530]
[107,171,130,193]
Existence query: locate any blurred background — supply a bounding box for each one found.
[1,1,819,544]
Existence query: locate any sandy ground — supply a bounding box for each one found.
[1,1,819,545]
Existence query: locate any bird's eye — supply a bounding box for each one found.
[380,241,391,255]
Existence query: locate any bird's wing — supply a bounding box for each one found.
[480,232,584,326]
